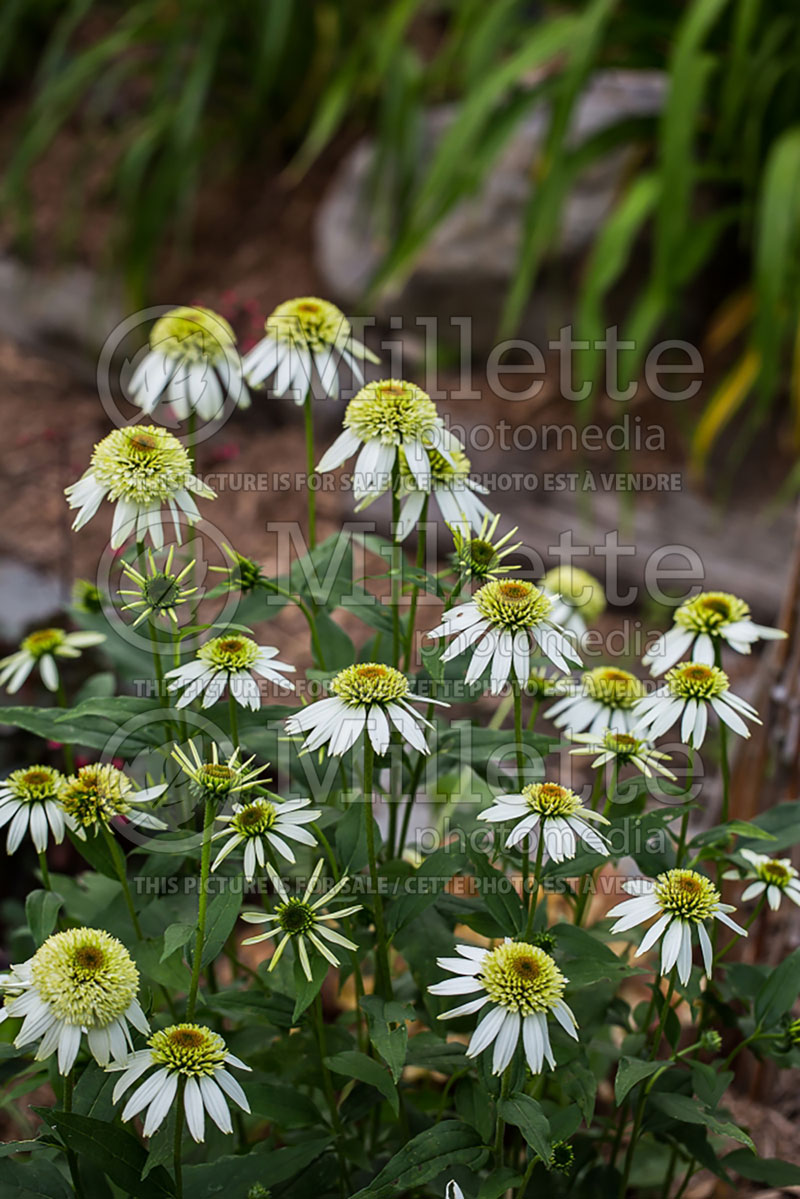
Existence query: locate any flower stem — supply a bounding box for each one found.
[101,824,142,939]
[675,748,694,867]
[187,797,215,1018]
[55,681,75,775]
[403,497,428,672]
[524,831,545,940]
[63,1070,85,1198]
[313,994,350,1195]
[391,462,402,668]
[494,1067,512,1167]
[173,1078,186,1199]
[363,739,391,997]
[303,392,317,551]
[37,850,51,891]
[512,681,531,917]
[259,578,326,669]
[618,975,677,1198]
[228,690,239,750]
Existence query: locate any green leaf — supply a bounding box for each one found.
[0,1157,73,1199]
[754,946,800,1027]
[360,995,412,1083]
[183,1141,330,1196]
[650,1094,754,1150]
[385,848,468,934]
[349,1120,486,1199]
[37,1111,175,1197]
[25,890,62,946]
[325,1049,399,1116]
[404,1032,467,1073]
[477,1169,524,1199]
[468,849,525,936]
[615,1057,668,1105]
[161,922,194,964]
[202,986,295,1029]
[723,1150,800,1186]
[313,611,355,670]
[499,1093,552,1162]
[193,886,241,969]
[246,1082,322,1128]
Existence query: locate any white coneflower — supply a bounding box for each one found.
[567,730,675,780]
[118,545,197,628]
[0,766,66,854]
[478,782,610,863]
[451,515,522,583]
[165,630,295,711]
[111,1023,250,1141]
[0,927,148,1073]
[0,627,106,695]
[241,860,362,981]
[724,849,800,912]
[608,869,746,985]
[633,662,760,748]
[211,797,320,877]
[285,662,446,757]
[316,379,459,499]
[171,740,271,800]
[389,440,492,541]
[643,591,787,676]
[429,580,582,694]
[542,566,605,640]
[65,425,215,549]
[445,1185,464,1199]
[126,306,248,422]
[243,296,378,401]
[546,667,645,735]
[429,938,578,1075]
[59,763,166,837]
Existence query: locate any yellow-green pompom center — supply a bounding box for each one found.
[344,379,440,445]
[21,628,65,658]
[149,1023,227,1076]
[7,765,64,803]
[330,663,409,706]
[197,763,238,794]
[654,869,719,922]
[666,662,728,701]
[150,306,235,364]
[474,580,552,631]
[198,634,260,672]
[543,566,605,622]
[31,928,138,1027]
[231,799,277,838]
[521,782,582,818]
[59,764,132,829]
[674,591,749,634]
[583,667,643,709]
[90,426,193,504]
[480,941,566,1015]
[266,296,350,350]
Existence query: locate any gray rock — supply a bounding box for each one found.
[316,70,666,351]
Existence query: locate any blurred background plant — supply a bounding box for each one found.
[3,0,800,474]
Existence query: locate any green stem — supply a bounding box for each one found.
[524,833,545,940]
[618,975,677,1198]
[525,695,542,732]
[55,682,75,775]
[37,850,51,891]
[314,995,349,1196]
[173,1077,186,1199]
[675,747,694,867]
[101,824,142,939]
[363,740,391,997]
[187,797,215,1018]
[494,1068,512,1167]
[63,1070,84,1198]
[391,462,402,668]
[515,1152,539,1198]
[303,392,317,551]
[228,690,240,750]
[403,496,428,672]
[512,681,530,912]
